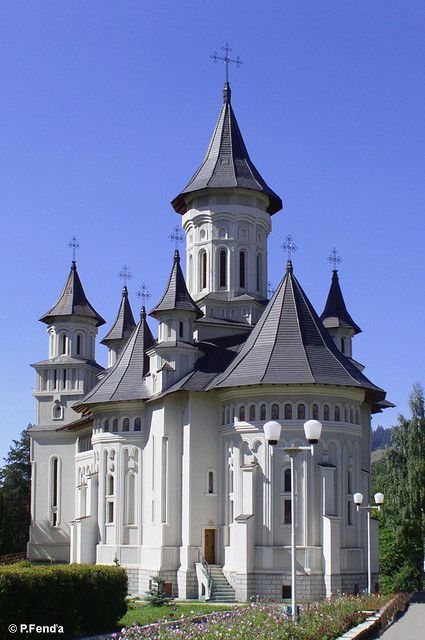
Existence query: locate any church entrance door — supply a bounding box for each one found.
[204,528,215,564]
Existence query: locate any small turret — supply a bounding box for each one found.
[101,286,136,367]
[33,261,104,427]
[320,270,361,359]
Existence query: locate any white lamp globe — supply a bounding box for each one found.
[374,492,384,505]
[353,492,363,506]
[263,421,282,446]
[303,420,322,444]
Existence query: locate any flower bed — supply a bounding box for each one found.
[113,594,391,640]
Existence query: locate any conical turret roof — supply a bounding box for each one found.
[150,250,202,319]
[320,270,361,335]
[171,82,282,215]
[211,261,384,401]
[74,308,155,411]
[101,286,136,345]
[40,261,105,327]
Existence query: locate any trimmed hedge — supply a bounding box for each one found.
[0,563,127,639]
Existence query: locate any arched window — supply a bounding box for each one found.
[50,457,60,526]
[271,403,280,419]
[112,418,118,432]
[256,253,262,292]
[249,404,256,421]
[219,249,227,288]
[312,404,319,420]
[76,334,82,355]
[125,472,136,525]
[239,251,246,288]
[188,254,193,291]
[260,404,266,420]
[350,407,355,423]
[123,418,130,432]
[284,403,292,420]
[104,419,110,432]
[179,321,184,338]
[284,468,291,492]
[334,406,341,421]
[344,406,349,422]
[239,405,245,421]
[207,469,215,495]
[59,333,67,355]
[107,474,114,496]
[200,250,207,290]
[52,401,62,420]
[323,404,330,421]
[297,404,306,420]
[134,417,141,432]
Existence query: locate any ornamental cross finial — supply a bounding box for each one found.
[169,226,184,251]
[210,43,243,83]
[281,235,297,261]
[136,283,151,306]
[68,236,80,262]
[118,265,132,287]
[328,247,342,270]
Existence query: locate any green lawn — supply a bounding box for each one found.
[120,602,235,628]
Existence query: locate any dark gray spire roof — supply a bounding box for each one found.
[171,82,282,215]
[211,261,384,401]
[74,308,155,411]
[150,250,203,319]
[320,270,361,335]
[40,261,105,327]
[101,286,136,345]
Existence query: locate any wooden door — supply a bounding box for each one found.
[204,528,215,564]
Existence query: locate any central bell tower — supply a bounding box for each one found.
[171,82,282,326]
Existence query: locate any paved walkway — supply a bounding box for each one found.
[379,592,425,639]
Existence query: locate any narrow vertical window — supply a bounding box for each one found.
[284,468,292,492]
[112,418,118,432]
[324,404,330,421]
[260,404,266,420]
[256,253,262,292]
[239,405,245,421]
[134,417,141,432]
[340,337,345,354]
[62,369,67,390]
[200,251,207,290]
[125,472,136,525]
[312,404,319,420]
[334,406,341,421]
[123,418,129,432]
[60,334,67,355]
[239,251,246,288]
[284,498,292,524]
[271,403,280,419]
[249,404,256,421]
[50,457,60,526]
[297,404,306,420]
[208,470,215,494]
[347,499,353,525]
[53,369,58,390]
[179,321,184,338]
[76,334,82,355]
[284,403,292,420]
[104,419,109,432]
[219,249,227,288]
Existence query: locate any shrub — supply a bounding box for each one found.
[0,563,127,639]
[145,576,172,606]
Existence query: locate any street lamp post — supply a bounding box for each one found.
[353,492,384,594]
[264,419,322,622]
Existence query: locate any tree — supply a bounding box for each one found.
[371,425,392,451]
[0,427,31,555]
[145,576,172,606]
[372,384,425,593]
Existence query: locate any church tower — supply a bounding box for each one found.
[101,285,136,368]
[171,82,282,326]
[320,269,361,361]
[32,260,105,428]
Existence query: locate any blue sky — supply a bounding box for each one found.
[1,1,424,460]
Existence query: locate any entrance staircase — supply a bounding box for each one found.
[208,565,236,602]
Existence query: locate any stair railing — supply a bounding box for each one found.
[196,550,212,599]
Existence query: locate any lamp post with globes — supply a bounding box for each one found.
[352,492,384,594]
[263,419,322,622]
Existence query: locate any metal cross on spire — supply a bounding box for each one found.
[118,264,132,287]
[328,247,342,270]
[169,226,184,251]
[281,235,297,261]
[136,283,151,307]
[210,43,243,83]
[68,236,80,262]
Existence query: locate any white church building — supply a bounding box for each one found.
[27,80,392,602]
